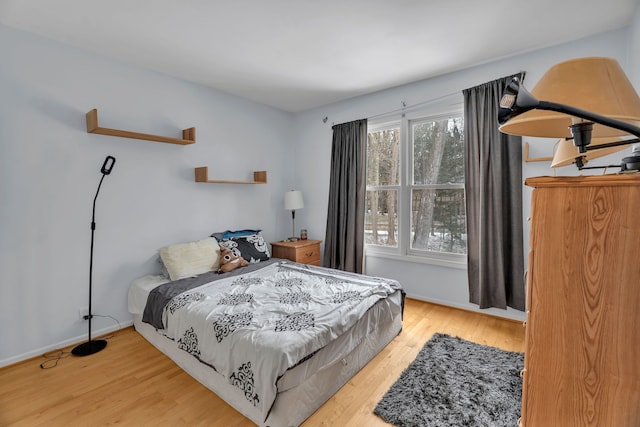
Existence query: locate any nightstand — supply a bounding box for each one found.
[271,239,321,266]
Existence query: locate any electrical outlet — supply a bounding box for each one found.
[78,307,89,321]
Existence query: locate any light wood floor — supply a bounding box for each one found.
[0,299,525,426]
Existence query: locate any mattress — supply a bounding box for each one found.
[129,261,403,426]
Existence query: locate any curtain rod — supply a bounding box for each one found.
[367,90,461,120]
[322,90,461,125]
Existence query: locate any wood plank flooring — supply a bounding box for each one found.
[0,299,525,426]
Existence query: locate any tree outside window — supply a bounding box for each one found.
[365,112,466,261]
[366,125,399,247]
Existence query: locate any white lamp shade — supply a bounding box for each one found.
[500,57,640,139]
[551,136,629,167]
[284,190,304,210]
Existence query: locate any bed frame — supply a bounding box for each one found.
[132,290,403,427]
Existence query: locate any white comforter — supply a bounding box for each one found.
[155,261,400,422]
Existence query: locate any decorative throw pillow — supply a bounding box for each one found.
[159,237,221,281]
[211,229,261,241]
[157,256,171,278]
[215,231,270,263]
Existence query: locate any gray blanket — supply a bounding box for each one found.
[142,259,281,329]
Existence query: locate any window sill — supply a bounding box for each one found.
[364,248,467,270]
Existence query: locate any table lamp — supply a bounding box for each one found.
[284,190,304,240]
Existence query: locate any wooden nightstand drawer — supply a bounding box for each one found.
[293,245,320,265]
[271,239,322,265]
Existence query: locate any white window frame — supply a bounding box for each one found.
[365,105,466,269]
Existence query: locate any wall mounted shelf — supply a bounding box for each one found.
[86,109,196,145]
[524,142,553,162]
[195,167,267,184]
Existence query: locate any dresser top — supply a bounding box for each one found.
[525,173,640,188]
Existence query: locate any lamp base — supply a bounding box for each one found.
[71,339,107,356]
[622,155,640,171]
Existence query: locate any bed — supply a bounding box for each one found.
[127,233,404,427]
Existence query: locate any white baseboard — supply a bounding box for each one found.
[0,320,133,369]
[1,296,524,368]
[405,293,526,322]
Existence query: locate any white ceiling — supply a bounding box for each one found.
[0,0,637,112]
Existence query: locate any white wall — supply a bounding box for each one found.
[3,20,638,367]
[630,1,640,88]
[292,27,635,321]
[0,24,295,366]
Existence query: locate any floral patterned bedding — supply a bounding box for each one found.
[142,259,402,422]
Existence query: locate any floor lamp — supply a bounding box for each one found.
[72,155,116,356]
[498,57,640,170]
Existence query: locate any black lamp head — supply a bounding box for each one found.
[101,156,116,175]
[498,77,540,126]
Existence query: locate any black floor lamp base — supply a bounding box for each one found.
[71,339,107,356]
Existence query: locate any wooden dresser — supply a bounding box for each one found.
[521,175,640,427]
[270,239,321,266]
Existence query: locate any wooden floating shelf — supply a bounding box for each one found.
[195,167,267,184]
[86,109,196,145]
[524,142,553,162]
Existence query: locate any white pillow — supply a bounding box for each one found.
[159,237,221,281]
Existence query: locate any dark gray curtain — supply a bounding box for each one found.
[463,74,525,311]
[323,119,367,273]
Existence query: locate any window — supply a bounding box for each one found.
[365,109,466,266]
[366,125,400,247]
